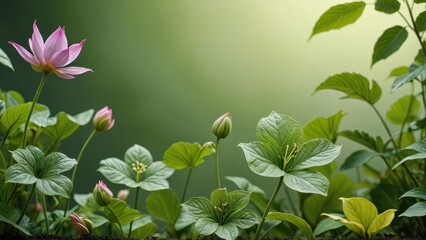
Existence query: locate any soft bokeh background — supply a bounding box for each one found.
[0,1,418,202]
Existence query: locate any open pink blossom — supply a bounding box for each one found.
[9,20,92,79]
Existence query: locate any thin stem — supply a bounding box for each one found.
[6,184,17,205]
[397,84,415,148]
[181,168,193,202]
[105,205,125,239]
[421,83,426,139]
[254,176,283,240]
[128,187,140,239]
[16,183,36,224]
[404,0,426,56]
[22,73,48,148]
[63,129,97,218]
[215,138,221,189]
[42,194,50,234]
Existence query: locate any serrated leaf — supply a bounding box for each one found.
[0,48,13,70]
[339,130,382,151]
[104,199,142,225]
[304,110,345,143]
[340,150,381,171]
[315,72,382,104]
[386,95,420,125]
[146,189,181,225]
[391,63,426,92]
[310,2,366,38]
[303,174,352,226]
[314,217,344,236]
[225,176,265,196]
[284,170,329,195]
[372,26,408,66]
[388,66,409,78]
[399,202,426,217]
[416,11,426,32]
[266,212,314,240]
[375,0,400,14]
[163,141,214,170]
[400,186,426,200]
[0,103,31,135]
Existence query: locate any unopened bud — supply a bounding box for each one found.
[70,212,93,236]
[93,106,115,131]
[117,189,129,201]
[93,180,113,206]
[212,112,232,139]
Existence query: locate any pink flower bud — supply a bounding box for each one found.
[93,106,115,131]
[93,180,113,206]
[117,189,129,201]
[70,212,93,236]
[212,112,232,139]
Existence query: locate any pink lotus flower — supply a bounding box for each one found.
[9,20,92,79]
[93,106,115,131]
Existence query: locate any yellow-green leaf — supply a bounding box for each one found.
[340,197,377,230]
[368,209,396,238]
[321,213,365,237]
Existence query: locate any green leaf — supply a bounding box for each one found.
[396,131,415,148]
[314,217,344,236]
[211,188,228,208]
[416,49,425,65]
[124,144,153,166]
[6,146,76,197]
[30,104,52,127]
[339,130,382,152]
[43,110,94,142]
[303,174,353,226]
[104,199,142,225]
[391,63,426,92]
[375,0,400,14]
[0,203,30,235]
[399,202,426,217]
[182,197,215,219]
[146,189,181,225]
[0,89,25,108]
[228,209,258,229]
[321,213,365,237]
[163,142,214,170]
[215,223,238,240]
[284,170,329,195]
[0,103,31,135]
[227,190,251,213]
[386,95,420,125]
[285,138,341,171]
[340,150,381,171]
[368,209,396,236]
[315,72,382,104]
[370,183,401,212]
[405,138,426,152]
[372,26,408,66]
[303,110,345,143]
[123,216,158,239]
[416,11,426,32]
[388,66,409,78]
[266,212,314,240]
[239,141,284,177]
[139,161,174,191]
[256,112,304,156]
[392,152,426,169]
[224,176,265,196]
[0,48,13,70]
[98,158,136,187]
[341,197,377,230]
[400,186,426,200]
[194,218,219,236]
[415,0,426,3]
[310,2,366,38]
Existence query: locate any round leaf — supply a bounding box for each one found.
[124,144,153,166]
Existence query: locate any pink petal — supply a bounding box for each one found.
[8,41,38,65]
[44,27,68,61]
[31,20,45,64]
[66,39,85,65]
[58,66,93,75]
[54,69,75,79]
[50,48,69,67]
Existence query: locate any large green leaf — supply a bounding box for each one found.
[227,209,258,229]
[283,170,329,195]
[400,186,426,200]
[0,48,13,70]
[0,203,30,235]
[340,150,381,171]
[372,26,408,66]
[182,197,216,219]
[6,146,76,197]
[239,141,284,177]
[321,213,364,237]
[104,199,142,225]
[285,138,341,171]
[215,223,238,240]
[310,2,366,38]
[315,72,382,104]
[98,158,136,187]
[339,130,383,152]
[227,190,251,213]
[416,11,426,32]
[163,142,214,169]
[303,174,352,226]
[313,217,344,236]
[341,197,377,229]
[43,110,94,142]
[386,95,420,125]
[391,63,426,92]
[122,215,158,239]
[399,202,426,217]
[266,212,314,240]
[375,0,400,14]
[139,161,174,191]
[225,176,265,196]
[146,189,181,225]
[0,103,31,135]
[194,218,219,236]
[303,110,345,143]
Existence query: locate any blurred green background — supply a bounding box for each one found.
[0,1,418,201]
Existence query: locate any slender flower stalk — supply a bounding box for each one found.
[16,183,36,224]
[211,112,232,189]
[128,161,147,238]
[214,138,221,189]
[181,168,193,202]
[41,194,49,234]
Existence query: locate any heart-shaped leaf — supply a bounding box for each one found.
[163,142,214,169]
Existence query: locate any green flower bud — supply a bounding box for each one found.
[212,112,232,139]
[93,180,113,206]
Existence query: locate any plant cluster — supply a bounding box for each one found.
[1,0,426,239]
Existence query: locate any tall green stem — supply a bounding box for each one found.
[215,138,221,189]
[403,0,426,56]
[16,183,36,224]
[181,168,193,202]
[42,194,50,234]
[105,205,125,239]
[22,73,48,148]
[254,176,283,240]
[128,187,140,239]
